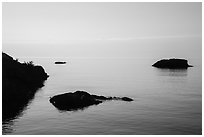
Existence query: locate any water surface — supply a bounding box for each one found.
[2,57,202,135]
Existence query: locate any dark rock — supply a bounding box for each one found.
[55,61,66,64]
[152,58,193,69]
[50,91,133,111]
[2,52,49,121]
[50,91,102,111]
[121,97,134,102]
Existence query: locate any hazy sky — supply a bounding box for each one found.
[2,2,202,58]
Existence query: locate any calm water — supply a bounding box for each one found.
[2,57,202,135]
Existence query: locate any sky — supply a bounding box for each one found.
[2,2,202,58]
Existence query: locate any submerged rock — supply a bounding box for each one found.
[50,91,133,111]
[152,58,193,69]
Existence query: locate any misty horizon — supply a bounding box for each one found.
[3,2,201,59]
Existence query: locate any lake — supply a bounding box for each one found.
[2,57,202,135]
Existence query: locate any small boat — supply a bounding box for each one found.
[55,61,66,64]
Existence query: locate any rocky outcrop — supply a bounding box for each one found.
[152,58,193,69]
[2,52,49,121]
[50,91,133,111]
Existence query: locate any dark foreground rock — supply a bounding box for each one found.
[55,61,66,64]
[2,52,49,121]
[50,91,133,111]
[152,58,193,69]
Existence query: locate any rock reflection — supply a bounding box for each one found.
[2,120,15,135]
[2,88,39,134]
[154,68,188,77]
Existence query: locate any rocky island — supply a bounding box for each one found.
[152,58,193,69]
[2,53,49,121]
[50,91,133,111]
